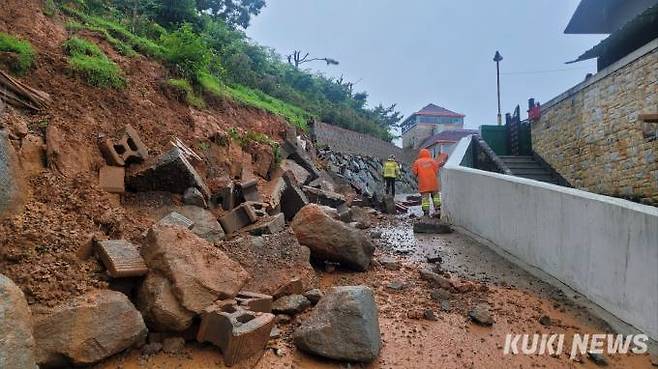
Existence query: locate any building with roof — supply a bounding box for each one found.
[530,0,658,206]
[420,129,478,157]
[400,104,465,149]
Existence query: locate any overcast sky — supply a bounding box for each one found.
[247,0,605,129]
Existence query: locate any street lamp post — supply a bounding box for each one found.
[493,51,503,126]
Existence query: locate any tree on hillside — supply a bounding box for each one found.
[196,0,266,28]
[155,0,198,26]
[372,103,403,129]
[287,50,339,69]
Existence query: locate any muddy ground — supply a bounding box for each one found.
[96,210,655,369]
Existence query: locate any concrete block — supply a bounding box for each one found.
[197,302,275,366]
[218,202,260,234]
[158,212,195,230]
[126,147,209,197]
[95,240,148,278]
[98,125,149,166]
[272,278,303,299]
[302,185,346,209]
[281,171,308,221]
[99,166,125,193]
[236,291,273,313]
[244,213,285,236]
[238,179,261,203]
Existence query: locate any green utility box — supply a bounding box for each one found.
[479,125,508,155]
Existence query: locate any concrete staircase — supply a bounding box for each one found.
[499,156,558,184]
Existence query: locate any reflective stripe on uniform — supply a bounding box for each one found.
[383,160,399,178]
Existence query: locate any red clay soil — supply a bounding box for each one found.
[0,0,289,307]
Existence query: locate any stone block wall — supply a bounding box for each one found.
[532,41,658,205]
[312,121,416,164]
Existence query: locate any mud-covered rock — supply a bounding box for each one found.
[143,225,249,313]
[293,286,381,362]
[34,290,147,367]
[468,303,494,326]
[272,294,311,315]
[291,204,375,271]
[0,274,38,369]
[137,272,195,332]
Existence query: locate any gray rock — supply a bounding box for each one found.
[142,342,163,356]
[386,280,407,291]
[137,272,195,332]
[0,274,38,369]
[468,303,494,326]
[183,187,207,208]
[430,288,453,302]
[293,286,381,362]
[379,256,400,271]
[539,315,552,326]
[420,269,453,290]
[176,206,226,242]
[303,289,324,305]
[423,309,438,321]
[272,295,311,315]
[413,220,453,234]
[162,337,186,354]
[0,130,24,217]
[34,290,147,367]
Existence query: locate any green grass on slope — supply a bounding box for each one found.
[198,72,310,130]
[64,36,125,88]
[62,7,165,58]
[0,32,36,74]
[167,78,205,108]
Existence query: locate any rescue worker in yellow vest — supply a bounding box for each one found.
[382,154,401,197]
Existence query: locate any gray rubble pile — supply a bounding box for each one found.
[317,147,417,199]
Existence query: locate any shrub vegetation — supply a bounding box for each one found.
[63,36,126,88]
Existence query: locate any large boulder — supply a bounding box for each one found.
[142,225,249,313]
[291,204,375,271]
[176,205,226,243]
[137,272,195,332]
[293,286,381,362]
[0,274,38,369]
[33,290,147,367]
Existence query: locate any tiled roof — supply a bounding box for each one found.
[420,129,478,148]
[415,104,465,118]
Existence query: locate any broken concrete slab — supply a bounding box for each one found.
[99,124,149,166]
[126,146,209,198]
[213,181,237,211]
[143,225,249,313]
[197,303,275,366]
[95,239,148,278]
[34,290,147,367]
[219,202,260,235]
[98,166,125,194]
[243,213,285,236]
[236,291,273,314]
[302,185,346,209]
[413,220,453,234]
[183,187,207,208]
[281,171,309,221]
[293,286,381,362]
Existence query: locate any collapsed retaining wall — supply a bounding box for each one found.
[442,136,658,340]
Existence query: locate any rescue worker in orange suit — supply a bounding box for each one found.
[412,148,448,217]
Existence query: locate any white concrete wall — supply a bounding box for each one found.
[442,136,658,340]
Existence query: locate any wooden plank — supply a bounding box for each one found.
[95,240,148,278]
[638,113,658,123]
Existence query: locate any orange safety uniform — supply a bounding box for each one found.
[412,149,447,193]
